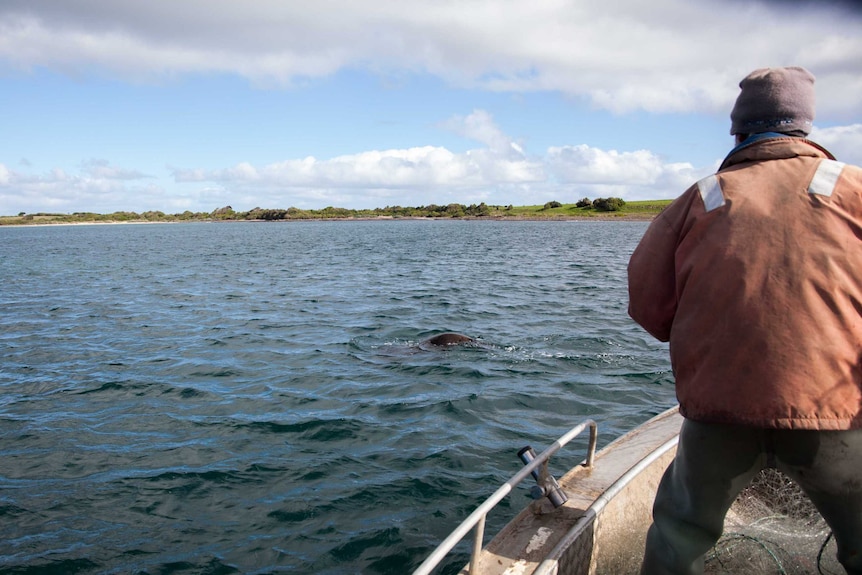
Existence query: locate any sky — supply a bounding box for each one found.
[1,0,861,215]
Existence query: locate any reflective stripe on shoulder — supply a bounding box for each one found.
[808,160,846,197]
[696,174,725,212]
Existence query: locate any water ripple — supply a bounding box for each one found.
[0,221,674,574]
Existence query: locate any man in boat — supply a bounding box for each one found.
[628,66,862,575]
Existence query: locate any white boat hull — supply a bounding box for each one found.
[461,407,682,575]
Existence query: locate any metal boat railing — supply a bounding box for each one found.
[532,434,679,575]
[412,418,598,575]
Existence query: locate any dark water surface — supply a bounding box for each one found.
[0,220,674,574]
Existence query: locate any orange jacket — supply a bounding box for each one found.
[628,136,862,430]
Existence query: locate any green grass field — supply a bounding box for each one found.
[499,199,671,218]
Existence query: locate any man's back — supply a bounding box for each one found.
[631,65,862,575]
[628,135,862,430]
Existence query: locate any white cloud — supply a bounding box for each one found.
[547,146,664,185]
[170,111,546,202]
[0,160,176,214]
[810,124,862,166]
[82,159,151,181]
[172,144,543,195]
[440,110,525,157]
[1,0,860,117]
[546,145,705,200]
[158,110,705,208]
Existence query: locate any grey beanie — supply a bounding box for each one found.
[730,66,815,136]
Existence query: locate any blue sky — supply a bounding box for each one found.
[1,0,861,215]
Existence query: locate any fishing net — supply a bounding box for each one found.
[704,468,841,574]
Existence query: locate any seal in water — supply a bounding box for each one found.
[422,332,476,347]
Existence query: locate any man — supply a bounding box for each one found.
[628,66,862,574]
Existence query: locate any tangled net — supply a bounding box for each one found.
[704,468,840,574]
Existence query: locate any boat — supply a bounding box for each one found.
[414,406,839,575]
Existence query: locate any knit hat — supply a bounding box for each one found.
[730,67,815,136]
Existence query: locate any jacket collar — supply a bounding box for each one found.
[720,132,835,171]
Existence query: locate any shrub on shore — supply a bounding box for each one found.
[592,197,626,212]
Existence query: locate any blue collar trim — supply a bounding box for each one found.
[725,132,794,159]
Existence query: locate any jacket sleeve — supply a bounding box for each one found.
[627,203,685,342]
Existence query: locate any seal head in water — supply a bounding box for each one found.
[422,332,476,346]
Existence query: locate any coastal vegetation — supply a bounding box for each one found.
[1,198,670,225]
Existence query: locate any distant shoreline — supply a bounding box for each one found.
[0,214,658,227]
[0,200,669,226]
